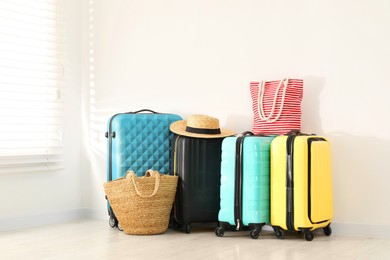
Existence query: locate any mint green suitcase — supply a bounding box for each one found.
[216,132,274,239]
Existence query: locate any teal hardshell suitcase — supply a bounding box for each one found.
[105,109,182,230]
[216,132,274,239]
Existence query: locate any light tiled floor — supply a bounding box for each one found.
[1,219,389,260]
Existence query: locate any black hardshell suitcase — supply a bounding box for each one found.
[170,134,223,233]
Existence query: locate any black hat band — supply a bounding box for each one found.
[185,126,221,135]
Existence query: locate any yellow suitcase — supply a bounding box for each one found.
[270,132,333,241]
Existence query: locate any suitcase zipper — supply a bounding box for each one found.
[234,136,245,230]
[106,113,121,181]
[307,137,329,225]
[286,135,296,231]
[105,113,122,219]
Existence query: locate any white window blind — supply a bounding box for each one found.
[0,0,64,174]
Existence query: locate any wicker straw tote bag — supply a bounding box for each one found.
[103,169,178,235]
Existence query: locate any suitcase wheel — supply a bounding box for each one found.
[215,227,225,237]
[250,229,260,239]
[249,224,264,239]
[109,216,117,228]
[273,226,284,239]
[303,229,314,241]
[323,225,332,236]
[117,223,123,232]
[185,224,191,234]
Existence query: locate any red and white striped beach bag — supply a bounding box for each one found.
[250,78,303,135]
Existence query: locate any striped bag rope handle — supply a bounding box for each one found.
[258,78,289,123]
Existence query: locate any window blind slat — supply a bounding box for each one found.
[0,154,63,165]
[0,62,60,73]
[0,77,59,87]
[0,155,65,174]
[0,84,59,92]
[0,0,64,174]
[0,140,62,148]
[0,2,58,20]
[0,51,62,67]
[0,94,60,102]
[0,165,64,174]
[0,42,63,57]
[0,147,63,157]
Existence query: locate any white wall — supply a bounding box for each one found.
[82,1,390,237]
[0,0,83,230]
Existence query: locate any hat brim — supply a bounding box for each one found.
[170,120,236,138]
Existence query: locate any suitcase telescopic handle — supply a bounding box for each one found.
[242,131,271,137]
[285,130,316,136]
[286,129,302,136]
[241,131,254,136]
[128,109,159,114]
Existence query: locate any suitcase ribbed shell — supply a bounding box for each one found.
[171,135,223,227]
[218,136,274,227]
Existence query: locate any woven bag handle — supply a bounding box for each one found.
[127,170,160,198]
[257,78,289,123]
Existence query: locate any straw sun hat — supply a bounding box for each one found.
[170,114,236,138]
